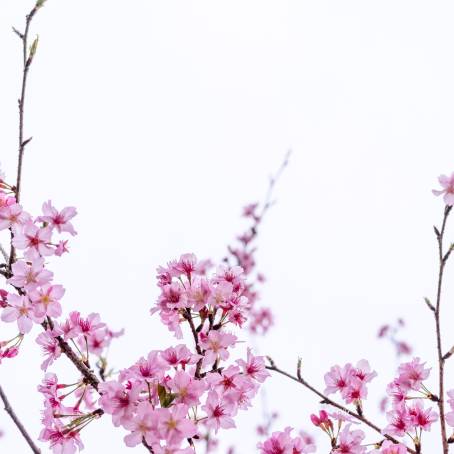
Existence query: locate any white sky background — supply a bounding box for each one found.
[1,0,454,452]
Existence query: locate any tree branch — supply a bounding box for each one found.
[433,205,452,454]
[0,384,41,453]
[8,2,41,268]
[44,317,101,391]
[266,359,416,454]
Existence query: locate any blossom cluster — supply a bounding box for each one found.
[324,360,377,409]
[100,345,268,452]
[383,358,438,446]
[226,202,274,335]
[257,427,315,454]
[38,372,100,452]
[0,175,82,363]
[97,256,270,452]
[377,318,412,358]
[152,253,251,338]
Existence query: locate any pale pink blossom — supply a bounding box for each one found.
[433,172,454,205]
[29,284,64,318]
[38,201,77,235]
[0,203,30,232]
[8,258,53,291]
[36,331,61,371]
[157,404,196,445]
[236,349,270,383]
[13,223,54,256]
[1,293,42,333]
[202,391,236,433]
[199,331,237,367]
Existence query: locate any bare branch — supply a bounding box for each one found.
[0,384,41,453]
[8,3,41,268]
[433,204,452,453]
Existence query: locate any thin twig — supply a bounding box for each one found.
[142,438,154,453]
[0,243,9,262]
[433,205,452,454]
[8,3,40,268]
[45,317,100,391]
[184,309,204,378]
[0,384,41,454]
[258,150,291,223]
[266,360,416,454]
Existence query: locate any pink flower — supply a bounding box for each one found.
[324,364,354,396]
[161,345,200,369]
[310,410,331,428]
[69,311,105,337]
[333,424,366,454]
[386,380,407,406]
[383,404,411,437]
[407,401,438,431]
[0,346,19,364]
[1,294,42,333]
[207,281,233,308]
[249,307,274,335]
[353,359,377,384]
[433,173,454,205]
[397,357,430,391]
[130,351,167,381]
[157,404,196,445]
[13,223,54,256]
[223,375,258,410]
[29,284,64,318]
[99,381,140,427]
[257,427,294,454]
[236,349,270,383]
[199,331,237,367]
[170,253,198,279]
[202,391,236,433]
[36,331,61,371]
[343,379,368,404]
[168,370,206,406]
[446,389,454,427]
[258,427,314,454]
[0,203,29,232]
[206,365,243,394]
[38,201,77,235]
[55,240,69,256]
[8,258,53,291]
[214,265,245,294]
[0,289,8,308]
[188,277,211,311]
[242,203,259,219]
[123,402,159,447]
[159,283,188,310]
[39,425,84,454]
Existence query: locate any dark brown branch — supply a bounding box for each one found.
[45,317,100,391]
[184,309,204,379]
[266,359,416,454]
[142,438,154,453]
[8,3,41,268]
[0,384,41,453]
[433,205,452,454]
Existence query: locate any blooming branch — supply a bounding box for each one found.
[430,203,453,453]
[265,357,417,454]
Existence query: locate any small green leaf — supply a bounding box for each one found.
[29,36,39,59]
[157,384,176,408]
[157,384,167,407]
